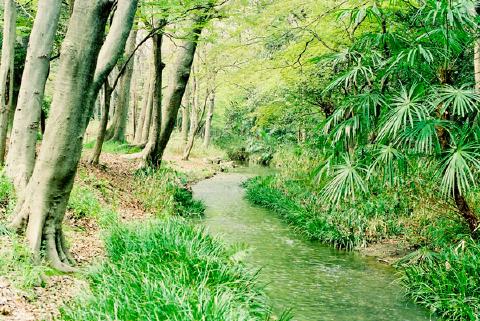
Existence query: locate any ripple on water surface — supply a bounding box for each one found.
[192,172,436,321]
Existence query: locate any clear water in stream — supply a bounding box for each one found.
[192,169,436,321]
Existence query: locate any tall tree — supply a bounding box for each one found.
[203,85,215,147]
[140,20,166,167]
[89,79,113,165]
[134,72,152,144]
[151,14,209,166]
[180,83,191,144]
[6,0,62,195]
[0,0,16,165]
[11,0,137,271]
[106,28,138,142]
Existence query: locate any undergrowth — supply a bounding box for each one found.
[83,140,141,154]
[244,175,412,250]
[400,239,480,321]
[134,167,205,218]
[244,172,480,320]
[0,172,52,294]
[60,219,287,321]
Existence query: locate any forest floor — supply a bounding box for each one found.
[0,135,226,321]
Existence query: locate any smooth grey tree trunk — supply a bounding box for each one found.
[6,0,62,196]
[133,70,152,144]
[180,83,191,144]
[154,18,206,165]
[141,23,165,167]
[140,87,154,145]
[106,29,137,142]
[181,105,190,144]
[203,87,215,148]
[11,0,137,272]
[182,83,198,161]
[89,80,113,165]
[0,0,16,165]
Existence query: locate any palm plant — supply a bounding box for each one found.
[318,0,480,236]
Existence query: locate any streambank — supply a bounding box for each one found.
[243,174,480,321]
[193,171,434,321]
[0,152,272,321]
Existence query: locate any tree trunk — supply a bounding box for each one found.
[131,90,137,139]
[154,21,205,164]
[183,90,198,161]
[133,71,152,144]
[106,29,137,142]
[89,80,113,165]
[180,84,191,144]
[141,23,165,167]
[11,0,137,272]
[5,0,62,196]
[140,86,154,145]
[0,0,16,165]
[203,88,215,148]
[12,0,113,272]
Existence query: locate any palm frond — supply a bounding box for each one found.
[377,84,430,141]
[434,85,480,117]
[321,154,367,205]
[439,141,480,197]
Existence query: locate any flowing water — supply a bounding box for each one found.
[192,169,435,321]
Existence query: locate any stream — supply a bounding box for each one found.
[192,169,435,321]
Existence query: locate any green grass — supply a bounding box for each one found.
[401,239,480,321]
[244,175,411,250]
[60,165,283,320]
[134,167,205,218]
[83,140,141,154]
[60,219,286,321]
[0,172,52,293]
[68,185,103,219]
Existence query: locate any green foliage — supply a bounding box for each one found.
[401,239,480,321]
[60,219,286,321]
[244,175,412,250]
[0,171,14,209]
[66,179,118,228]
[83,140,141,154]
[67,185,102,219]
[134,167,205,218]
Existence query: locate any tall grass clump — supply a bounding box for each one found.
[61,219,285,321]
[134,167,205,218]
[244,175,412,250]
[83,140,141,154]
[401,239,480,321]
